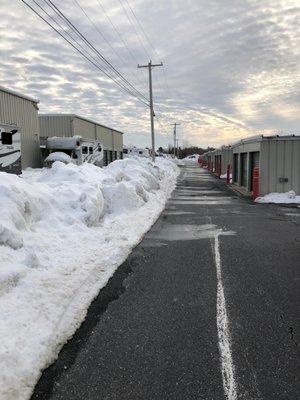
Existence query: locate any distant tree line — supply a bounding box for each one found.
[158,146,215,159]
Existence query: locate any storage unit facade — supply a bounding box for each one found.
[39,114,124,165]
[232,136,300,195]
[213,146,232,177]
[203,150,214,171]
[0,86,41,169]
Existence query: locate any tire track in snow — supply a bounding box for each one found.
[212,233,238,400]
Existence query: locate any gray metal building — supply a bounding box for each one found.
[39,114,124,165]
[212,145,232,176]
[0,86,41,169]
[232,135,300,195]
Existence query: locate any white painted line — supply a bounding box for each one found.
[213,234,237,400]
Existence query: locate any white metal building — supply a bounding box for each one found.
[0,86,41,169]
[232,135,300,195]
[39,114,124,165]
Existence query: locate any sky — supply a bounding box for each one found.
[0,0,299,149]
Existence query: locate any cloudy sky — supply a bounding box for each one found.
[0,0,299,148]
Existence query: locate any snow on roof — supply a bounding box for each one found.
[39,113,124,135]
[0,85,39,103]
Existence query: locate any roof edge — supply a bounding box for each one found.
[0,85,39,103]
[39,113,124,134]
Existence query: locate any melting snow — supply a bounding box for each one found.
[0,157,179,400]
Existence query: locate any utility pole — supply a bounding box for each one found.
[138,60,163,162]
[176,138,180,158]
[171,123,180,158]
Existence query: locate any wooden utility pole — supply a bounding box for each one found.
[176,138,180,158]
[171,123,180,158]
[138,61,163,162]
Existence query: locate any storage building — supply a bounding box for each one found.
[0,86,41,169]
[202,150,215,172]
[39,114,124,165]
[212,146,232,177]
[232,135,300,196]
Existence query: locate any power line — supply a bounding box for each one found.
[95,0,140,67]
[72,0,146,93]
[122,0,172,100]
[45,0,149,103]
[118,0,151,60]
[98,0,172,109]
[20,0,150,106]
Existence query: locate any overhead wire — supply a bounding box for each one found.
[117,0,151,60]
[116,0,171,127]
[20,0,150,106]
[122,0,172,98]
[45,0,149,103]
[72,0,147,92]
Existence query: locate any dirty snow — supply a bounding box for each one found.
[255,190,300,204]
[0,157,179,400]
[220,173,232,183]
[181,154,200,165]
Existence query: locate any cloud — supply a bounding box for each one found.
[0,0,299,148]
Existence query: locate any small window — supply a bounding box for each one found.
[82,146,88,154]
[98,144,102,152]
[123,149,128,154]
[89,147,93,154]
[139,151,143,155]
[1,131,13,145]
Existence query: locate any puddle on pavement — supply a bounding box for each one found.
[174,190,224,195]
[163,211,195,215]
[284,213,300,217]
[170,200,232,205]
[141,240,168,247]
[146,223,235,241]
[171,195,230,201]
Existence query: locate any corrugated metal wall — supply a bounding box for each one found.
[39,115,72,138]
[96,125,113,149]
[0,89,41,168]
[112,131,123,151]
[39,115,124,154]
[261,138,300,195]
[73,117,96,139]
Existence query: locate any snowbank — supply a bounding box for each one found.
[181,154,199,166]
[172,157,185,166]
[44,151,72,163]
[255,190,300,204]
[220,173,232,183]
[0,157,179,400]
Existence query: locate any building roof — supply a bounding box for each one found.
[231,134,300,148]
[39,113,124,135]
[0,85,39,103]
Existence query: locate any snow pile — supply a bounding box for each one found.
[181,154,199,166]
[255,190,300,204]
[0,157,179,400]
[172,157,185,166]
[220,173,232,183]
[44,151,72,163]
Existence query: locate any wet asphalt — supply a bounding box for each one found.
[32,167,300,400]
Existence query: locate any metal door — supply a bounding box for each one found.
[240,153,247,187]
[250,151,260,190]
